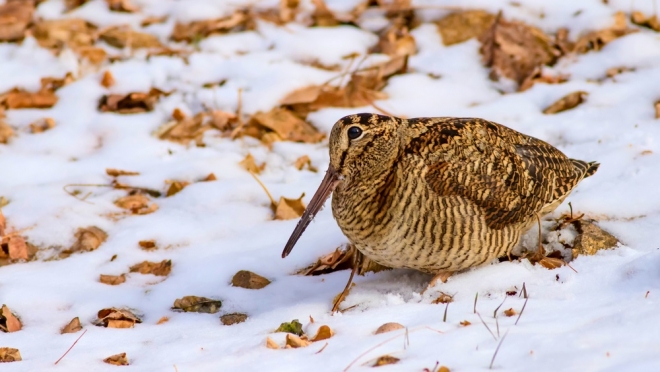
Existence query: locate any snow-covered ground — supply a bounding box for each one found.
[2,0,660,371]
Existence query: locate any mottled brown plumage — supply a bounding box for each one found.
[283,113,598,294]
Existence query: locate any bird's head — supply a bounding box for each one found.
[281,113,402,258]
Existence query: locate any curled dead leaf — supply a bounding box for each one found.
[654,100,660,119]
[574,12,634,54]
[201,173,217,182]
[107,0,139,13]
[0,305,22,333]
[0,347,21,362]
[100,26,162,49]
[249,108,324,144]
[6,236,27,260]
[480,14,561,88]
[286,333,311,348]
[310,325,334,341]
[33,19,96,49]
[100,274,126,285]
[220,312,248,325]
[0,118,13,144]
[114,194,158,215]
[375,322,404,334]
[538,256,565,270]
[311,0,338,27]
[75,46,107,65]
[503,308,517,317]
[156,316,169,324]
[95,308,142,328]
[99,89,165,114]
[280,86,323,106]
[106,168,139,177]
[103,352,129,366]
[231,270,271,289]
[62,226,107,257]
[129,260,172,276]
[459,320,471,326]
[631,11,660,32]
[171,9,250,42]
[61,317,83,334]
[373,355,399,367]
[0,1,33,42]
[172,296,222,314]
[266,337,279,349]
[543,91,587,114]
[156,110,236,145]
[436,10,495,46]
[273,194,306,220]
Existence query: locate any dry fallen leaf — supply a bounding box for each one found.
[280,86,323,106]
[101,71,116,88]
[294,155,317,172]
[100,26,162,49]
[249,108,324,143]
[61,317,83,334]
[231,270,271,289]
[310,325,334,341]
[129,260,172,276]
[0,117,13,144]
[519,67,568,91]
[172,296,222,314]
[311,0,339,27]
[572,220,619,257]
[220,312,248,325]
[0,88,58,110]
[114,194,158,215]
[156,110,236,145]
[29,118,56,134]
[436,10,495,46]
[239,153,265,174]
[61,226,108,257]
[0,347,21,362]
[138,240,156,250]
[374,18,416,57]
[100,274,126,285]
[0,1,33,42]
[33,19,97,49]
[538,256,565,270]
[201,173,217,182]
[0,209,5,236]
[6,236,27,260]
[156,316,169,324]
[631,11,660,32]
[300,245,390,276]
[433,292,454,304]
[459,320,471,326]
[76,46,108,65]
[438,367,450,372]
[273,193,306,220]
[480,14,561,88]
[171,9,249,42]
[654,100,660,119]
[574,12,634,54]
[373,355,400,367]
[543,91,588,114]
[103,352,129,366]
[106,168,140,177]
[95,308,142,328]
[165,181,189,197]
[375,322,404,334]
[285,333,311,348]
[99,89,166,114]
[0,305,21,333]
[503,308,517,317]
[266,337,280,349]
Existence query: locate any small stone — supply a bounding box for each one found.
[220,313,248,325]
[231,270,271,289]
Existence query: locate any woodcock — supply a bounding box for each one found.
[282,113,598,306]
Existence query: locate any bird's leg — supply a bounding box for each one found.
[535,213,545,256]
[421,270,454,295]
[331,247,362,313]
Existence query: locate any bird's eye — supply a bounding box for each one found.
[347,126,362,140]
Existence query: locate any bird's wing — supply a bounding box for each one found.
[404,117,584,229]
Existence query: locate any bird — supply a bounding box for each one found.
[282,113,599,310]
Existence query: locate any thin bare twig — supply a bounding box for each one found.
[404,327,410,349]
[247,171,277,207]
[493,297,507,318]
[476,312,497,341]
[515,297,529,326]
[489,329,510,369]
[443,302,449,322]
[474,292,478,314]
[54,329,88,364]
[315,342,329,354]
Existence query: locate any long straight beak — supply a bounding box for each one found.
[281,166,341,258]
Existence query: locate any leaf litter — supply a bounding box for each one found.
[172,296,222,314]
[95,308,142,328]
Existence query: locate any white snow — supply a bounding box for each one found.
[1,0,660,371]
